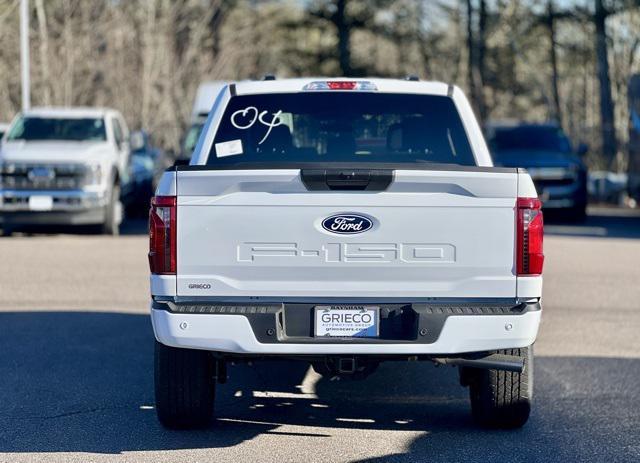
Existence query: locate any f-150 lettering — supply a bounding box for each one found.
[237,242,456,263]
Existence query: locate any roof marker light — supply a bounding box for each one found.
[302,81,378,91]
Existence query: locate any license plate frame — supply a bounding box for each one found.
[314,305,379,338]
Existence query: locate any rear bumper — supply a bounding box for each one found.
[151,299,541,355]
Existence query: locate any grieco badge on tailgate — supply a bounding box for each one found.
[322,214,373,235]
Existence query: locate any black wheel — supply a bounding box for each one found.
[154,341,216,429]
[100,184,121,236]
[464,346,533,429]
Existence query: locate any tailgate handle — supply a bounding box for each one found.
[301,169,393,191]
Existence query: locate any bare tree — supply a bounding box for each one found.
[465,0,487,123]
[595,0,617,164]
[546,0,563,126]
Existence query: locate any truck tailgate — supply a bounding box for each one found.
[176,169,518,299]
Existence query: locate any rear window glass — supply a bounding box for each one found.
[208,93,475,166]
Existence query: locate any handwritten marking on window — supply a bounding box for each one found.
[230,106,284,145]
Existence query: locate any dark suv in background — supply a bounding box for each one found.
[486,123,588,221]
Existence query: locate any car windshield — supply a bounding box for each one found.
[489,126,572,153]
[7,116,107,142]
[208,92,475,166]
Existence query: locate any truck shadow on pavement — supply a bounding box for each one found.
[0,311,639,462]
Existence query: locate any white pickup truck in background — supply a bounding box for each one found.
[149,78,544,430]
[178,81,228,164]
[0,107,136,235]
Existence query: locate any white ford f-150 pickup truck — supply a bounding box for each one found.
[0,107,132,235]
[149,78,544,429]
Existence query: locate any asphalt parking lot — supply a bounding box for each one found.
[1,207,639,463]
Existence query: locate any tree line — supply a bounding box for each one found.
[0,0,638,170]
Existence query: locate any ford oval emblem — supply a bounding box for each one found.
[322,214,373,235]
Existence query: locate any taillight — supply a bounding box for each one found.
[149,196,176,275]
[517,198,544,275]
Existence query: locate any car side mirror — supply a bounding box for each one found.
[130,131,145,151]
[576,143,589,156]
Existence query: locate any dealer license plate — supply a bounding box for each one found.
[314,306,379,338]
[29,196,53,211]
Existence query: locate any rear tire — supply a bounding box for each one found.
[465,346,533,429]
[154,341,216,429]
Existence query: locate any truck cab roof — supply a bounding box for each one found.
[231,77,452,96]
[20,107,122,119]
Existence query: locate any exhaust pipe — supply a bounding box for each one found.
[434,353,525,373]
